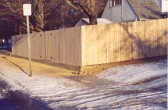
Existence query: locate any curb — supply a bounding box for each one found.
[0,50,11,56]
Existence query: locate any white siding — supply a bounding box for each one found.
[102,4,122,22]
[161,0,168,12]
[102,0,137,22]
[122,0,137,22]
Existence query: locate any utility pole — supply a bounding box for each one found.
[23,4,32,77]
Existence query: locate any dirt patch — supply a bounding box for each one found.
[1,54,166,77]
[0,55,75,77]
[67,76,117,87]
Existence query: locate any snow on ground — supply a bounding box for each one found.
[98,59,167,84]
[0,54,167,110]
[0,77,20,110]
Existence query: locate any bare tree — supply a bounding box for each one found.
[0,0,107,36]
[0,0,62,32]
[31,0,45,32]
[64,0,102,25]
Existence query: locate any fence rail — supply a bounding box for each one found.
[12,18,168,68]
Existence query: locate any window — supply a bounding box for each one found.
[109,0,122,8]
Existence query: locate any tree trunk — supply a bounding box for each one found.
[65,0,98,25]
[87,0,97,25]
[32,0,44,32]
[89,15,97,25]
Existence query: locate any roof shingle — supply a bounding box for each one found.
[127,0,162,20]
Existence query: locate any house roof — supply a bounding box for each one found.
[127,0,162,20]
[75,18,112,26]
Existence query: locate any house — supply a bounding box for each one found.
[101,0,167,23]
[75,18,112,26]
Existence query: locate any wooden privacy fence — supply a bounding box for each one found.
[12,18,168,68]
[12,27,82,66]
